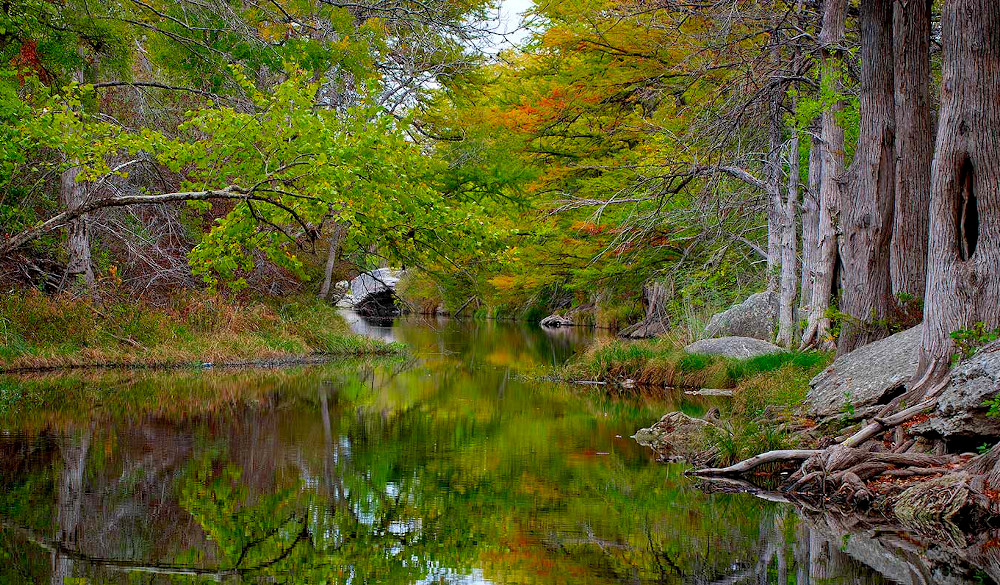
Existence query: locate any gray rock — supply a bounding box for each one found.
[684,336,786,359]
[805,326,921,419]
[349,268,403,299]
[633,411,717,463]
[540,314,574,328]
[913,341,1000,440]
[704,291,779,342]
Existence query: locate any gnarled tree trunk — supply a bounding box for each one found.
[918,0,1000,380]
[59,61,95,294]
[837,0,896,356]
[891,0,933,309]
[59,163,95,292]
[802,0,847,351]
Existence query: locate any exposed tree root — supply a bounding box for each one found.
[686,355,1000,532]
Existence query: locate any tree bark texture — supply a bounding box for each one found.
[59,61,95,293]
[802,0,847,350]
[766,72,786,293]
[891,0,933,306]
[837,0,896,356]
[319,222,347,300]
[777,130,800,347]
[800,126,822,314]
[918,0,1000,378]
[59,163,95,291]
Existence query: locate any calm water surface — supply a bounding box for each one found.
[0,315,991,583]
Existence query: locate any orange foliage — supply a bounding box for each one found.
[11,41,52,84]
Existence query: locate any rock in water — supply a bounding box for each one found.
[346,269,404,317]
[684,336,786,359]
[540,314,574,328]
[704,291,779,342]
[805,326,921,420]
[633,412,717,463]
[913,340,1000,442]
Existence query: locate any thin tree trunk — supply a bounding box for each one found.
[777,126,800,347]
[837,0,896,356]
[917,0,1000,380]
[800,124,822,314]
[319,222,346,299]
[766,32,786,293]
[891,0,933,309]
[802,0,847,350]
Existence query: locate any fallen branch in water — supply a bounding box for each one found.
[689,449,821,477]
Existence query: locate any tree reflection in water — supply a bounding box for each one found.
[0,318,992,583]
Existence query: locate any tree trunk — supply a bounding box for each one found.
[319,222,346,300]
[59,163,95,292]
[766,32,786,293]
[918,0,1000,379]
[800,125,822,314]
[59,61,95,294]
[777,127,800,347]
[836,0,896,356]
[802,0,847,350]
[891,0,933,309]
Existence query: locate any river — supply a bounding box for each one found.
[0,315,992,583]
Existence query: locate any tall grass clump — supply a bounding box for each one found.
[701,354,833,467]
[564,338,732,388]
[705,419,790,467]
[567,336,832,392]
[725,351,829,384]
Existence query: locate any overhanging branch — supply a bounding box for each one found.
[0,186,318,257]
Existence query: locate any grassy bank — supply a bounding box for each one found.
[0,292,402,372]
[565,337,830,389]
[566,338,833,465]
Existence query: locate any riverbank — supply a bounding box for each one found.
[563,338,833,465]
[597,329,1000,537]
[0,292,402,373]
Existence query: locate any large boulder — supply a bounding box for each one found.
[633,412,718,463]
[684,336,786,359]
[912,341,1000,441]
[540,314,575,328]
[805,326,921,419]
[704,291,779,342]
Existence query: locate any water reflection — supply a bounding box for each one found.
[0,319,993,583]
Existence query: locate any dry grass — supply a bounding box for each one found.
[0,291,401,371]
